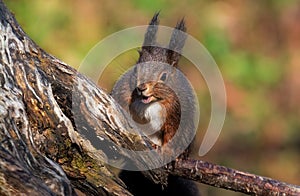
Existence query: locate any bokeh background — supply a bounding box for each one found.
[5,0,300,195]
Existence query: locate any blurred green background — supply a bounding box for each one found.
[5,0,300,195]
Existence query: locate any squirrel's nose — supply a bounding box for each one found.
[136,84,147,96]
[136,87,145,96]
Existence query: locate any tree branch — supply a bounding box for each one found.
[168,159,300,195]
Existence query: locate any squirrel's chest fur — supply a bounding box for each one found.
[144,102,166,146]
[144,102,165,131]
[129,98,168,146]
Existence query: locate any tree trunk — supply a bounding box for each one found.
[0,1,166,195]
[0,1,299,195]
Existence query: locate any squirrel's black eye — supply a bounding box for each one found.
[160,72,167,81]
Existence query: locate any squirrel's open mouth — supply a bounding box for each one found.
[141,95,152,104]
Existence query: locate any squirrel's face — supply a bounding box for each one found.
[130,62,177,105]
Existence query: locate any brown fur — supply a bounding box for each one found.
[129,81,180,146]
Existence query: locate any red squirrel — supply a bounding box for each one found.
[112,13,200,196]
[112,13,197,155]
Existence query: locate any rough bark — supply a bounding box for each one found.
[0,1,299,196]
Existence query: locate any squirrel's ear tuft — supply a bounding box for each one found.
[167,18,187,67]
[149,11,160,26]
[138,14,187,66]
[142,12,160,49]
[138,12,161,63]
